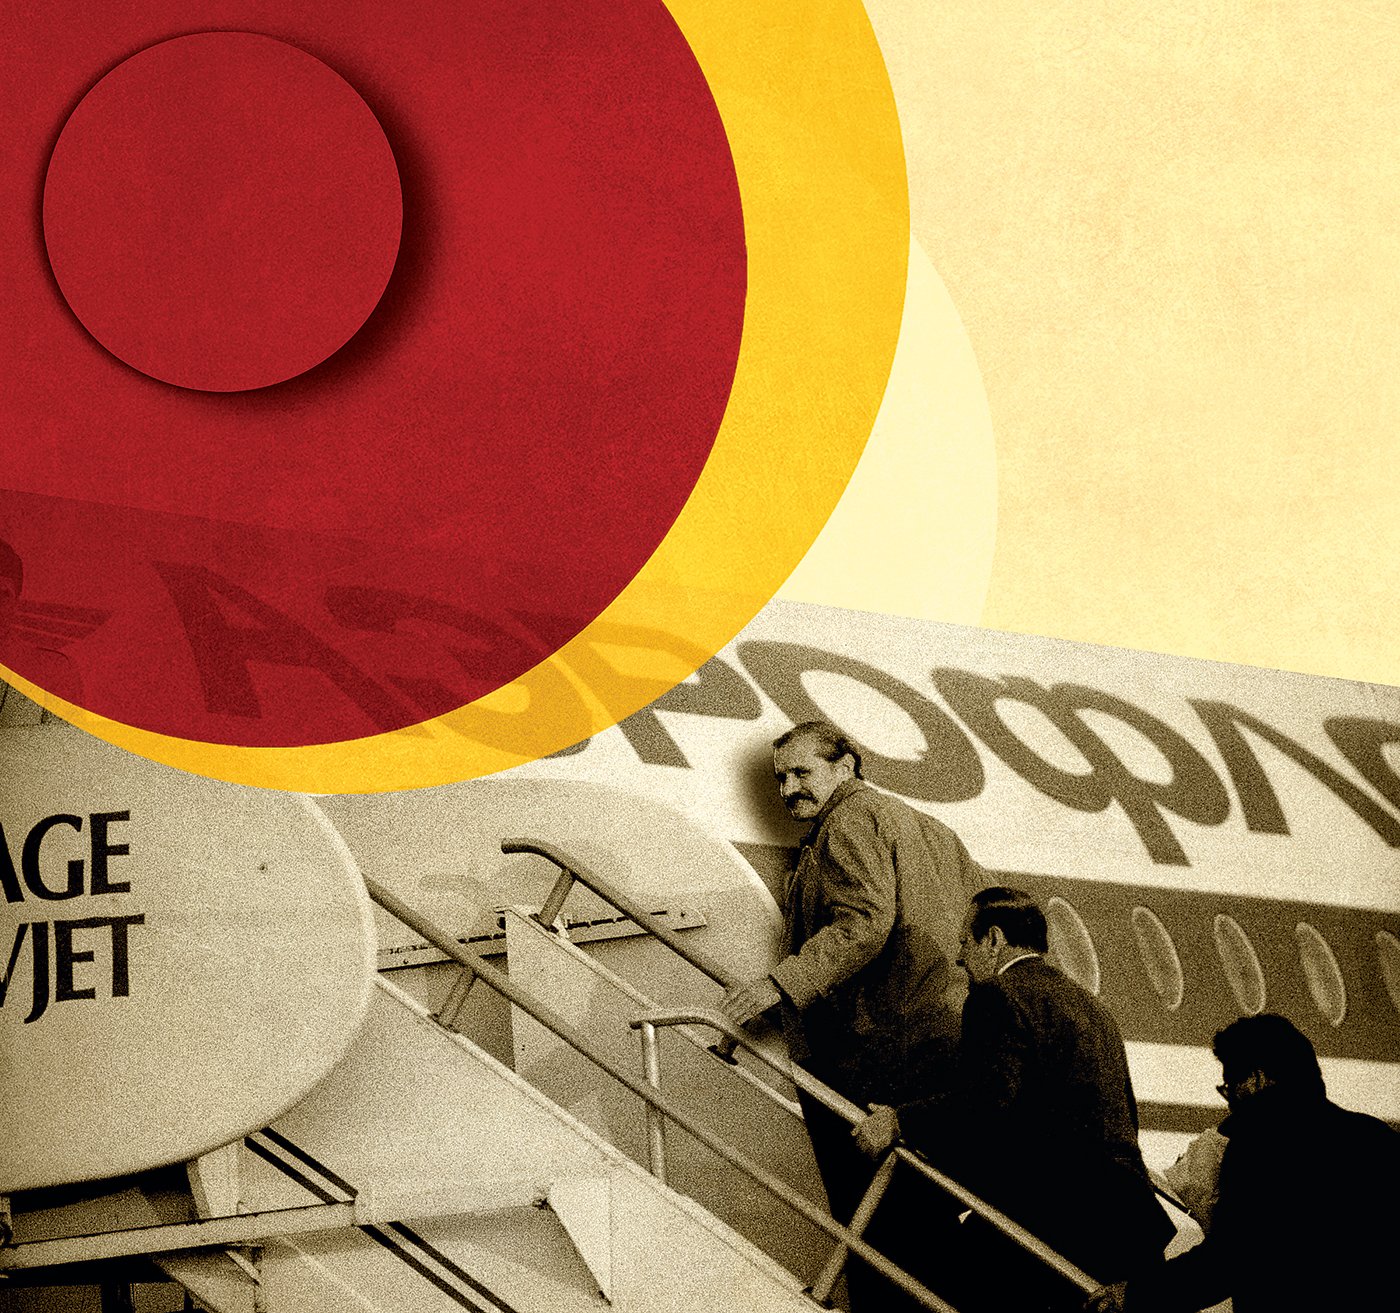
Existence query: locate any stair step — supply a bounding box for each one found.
[503,906,833,1284]
[152,979,819,1313]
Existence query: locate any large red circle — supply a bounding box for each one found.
[1,2,745,747]
[43,32,404,392]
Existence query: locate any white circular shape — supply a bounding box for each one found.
[1045,895,1101,995]
[1,734,374,1191]
[1294,922,1346,1027]
[1374,931,1400,1022]
[1213,914,1266,1016]
[1131,905,1185,1011]
[780,236,997,624]
[314,776,784,991]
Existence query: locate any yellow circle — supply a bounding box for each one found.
[15,1,909,791]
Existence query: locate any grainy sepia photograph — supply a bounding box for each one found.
[4,3,1400,1312]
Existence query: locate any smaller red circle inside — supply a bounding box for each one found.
[42,32,403,392]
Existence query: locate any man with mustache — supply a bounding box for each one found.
[721,719,987,1307]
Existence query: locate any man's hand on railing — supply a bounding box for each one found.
[720,974,781,1027]
[1084,1280,1128,1312]
[853,1103,900,1159]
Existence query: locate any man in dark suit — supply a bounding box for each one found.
[1086,1012,1400,1313]
[856,886,1172,1311]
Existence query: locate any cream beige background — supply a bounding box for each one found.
[785,1,1398,687]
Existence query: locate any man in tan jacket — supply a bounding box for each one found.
[722,720,986,1305]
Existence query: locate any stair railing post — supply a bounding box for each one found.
[225,1245,266,1313]
[532,863,576,932]
[434,963,478,1031]
[638,1021,669,1185]
[809,1149,898,1306]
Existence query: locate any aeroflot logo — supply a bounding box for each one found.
[0,811,144,1024]
[155,570,1400,868]
[593,641,1400,869]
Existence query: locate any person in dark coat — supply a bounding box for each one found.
[1086,1012,1400,1313]
[721,720,987,1307]
[857,886,1173,1311]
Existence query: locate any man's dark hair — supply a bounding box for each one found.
[772,720,864,779]
[968,886,1049,953]
[0,539,21,594]
[1212,1013,1326,1098]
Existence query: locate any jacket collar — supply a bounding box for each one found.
[997,951,1041,976]
[807,776,863,835]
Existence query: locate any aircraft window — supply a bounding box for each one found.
[1045,896,1101,995]
[1213,915,1266,1015]
[1377,931,1400,1021]
[1294,922,1346,1027]
[1131,906,1184,1011]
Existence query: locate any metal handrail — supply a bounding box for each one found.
[501,836,757,1066]
[498,837,1103,1298]
[365,877,959,1313]
[501,837,746,989]
[632,1008,1100,1296]
[0,1202,357,1271]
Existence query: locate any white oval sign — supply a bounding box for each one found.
[1,727,374,1191]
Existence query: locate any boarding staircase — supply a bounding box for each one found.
[1,839,1126,1313]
